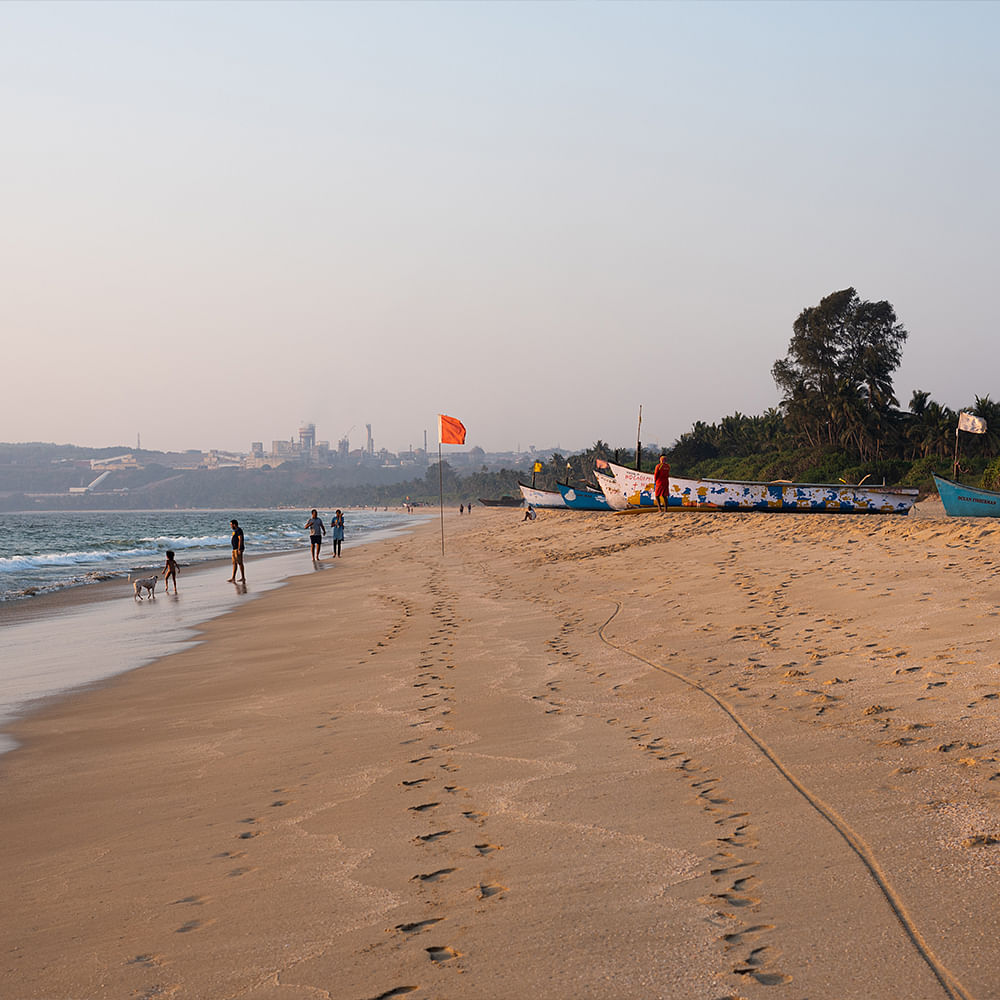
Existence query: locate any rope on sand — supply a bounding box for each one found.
[598,599,974,1000]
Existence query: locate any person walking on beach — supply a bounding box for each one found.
[229,519,246,583]
[305,509,326,560]
[162,550,179,594]
[654,455,671,513]
[330,509,345,557]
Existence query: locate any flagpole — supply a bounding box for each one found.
[436,415,466,556]
[635,404,642,472]
[953,425,959,479]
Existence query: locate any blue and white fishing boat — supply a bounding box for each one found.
[518,483,567,508]
[608,463,918,515]
[556,483,613,511]
[932,474,1000,517]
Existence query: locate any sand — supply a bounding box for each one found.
[3,503,1000,1000]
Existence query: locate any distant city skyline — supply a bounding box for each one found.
[3,1,998,455]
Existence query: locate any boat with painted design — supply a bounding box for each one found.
[595,469,629,510]
[556,483,613,511]
[608,463,918,515]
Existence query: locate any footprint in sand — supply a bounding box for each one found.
[176,919,213,933]
[477,881,508,899]
[744,971,792,985]
[396,917,444,934]
[126,954,164,968]
[474,843,502,855]
[722,923,775,945]
[710,890,760,908]
[415,829,453,843]
[426,945,462,963]
[366,987,418,1000]
[411,868,456,883]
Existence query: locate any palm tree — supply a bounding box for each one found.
[970,396,1000,457]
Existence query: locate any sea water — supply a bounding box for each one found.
[0,508,404,600]
[0,508,422,753]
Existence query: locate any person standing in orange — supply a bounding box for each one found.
[653,455,671,513]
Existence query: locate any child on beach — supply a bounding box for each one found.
[162,550,179,594]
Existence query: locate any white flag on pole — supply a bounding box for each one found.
[958,412,987,434]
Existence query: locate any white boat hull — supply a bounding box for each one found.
[608,463,918,515]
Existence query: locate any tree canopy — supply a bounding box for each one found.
[772,287,907,461]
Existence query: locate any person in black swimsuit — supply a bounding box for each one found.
[228,519,246,582]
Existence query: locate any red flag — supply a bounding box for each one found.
[438,414,466,445]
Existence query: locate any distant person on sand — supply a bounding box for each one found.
[460,503,464,515]
[331,509,345,557]
[305,509,326,559]
[162,550,179,594]
[523,503,537,521]
[228,519,246,583]
[654,455,671,513]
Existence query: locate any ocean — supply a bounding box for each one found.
[0,508,407,601]
[0,508,423,753]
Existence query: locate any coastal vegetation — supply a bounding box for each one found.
[530,288,998,496]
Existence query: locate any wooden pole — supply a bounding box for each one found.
[635,404,642,472]
[439,441,445,555]
[953,426,959,479]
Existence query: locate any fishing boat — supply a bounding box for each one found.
[518,483,567,508]
[608,462,918,515]
[556,483,613,511]
[932,474,1000,517]
[595,469,629,510]
[478,495,523,507]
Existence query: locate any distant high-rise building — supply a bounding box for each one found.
[299,423,316,450]
[338,437,349,458]
[251,442,264,457]
[366,424,374,456]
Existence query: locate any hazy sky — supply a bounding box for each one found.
[3,0,998,455]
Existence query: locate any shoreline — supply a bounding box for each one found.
[0,547,290,628]
[0,517,430,755]
[4,504,1000,998]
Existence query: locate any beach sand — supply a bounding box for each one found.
[3,504,1000,999]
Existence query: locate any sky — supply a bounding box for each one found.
[2,0,999,456]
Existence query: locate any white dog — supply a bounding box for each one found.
[129,574,158,601]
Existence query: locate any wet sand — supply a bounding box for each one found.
[3,503,1000,999]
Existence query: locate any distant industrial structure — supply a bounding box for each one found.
[2,432,559,506]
